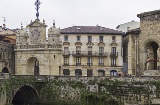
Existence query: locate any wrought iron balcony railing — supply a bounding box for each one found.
[99,63,104,66]
[72,51,107,56]
[63,51,70,56]
[110,52,118,57]
[87,63,93,66]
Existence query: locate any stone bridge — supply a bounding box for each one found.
[1,74,160,105]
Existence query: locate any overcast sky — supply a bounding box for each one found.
[0,0,160,29]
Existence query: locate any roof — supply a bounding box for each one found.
[127,28,140,34]
[123,28,140,38]
[137,9,160,18]
[60,26,124,35]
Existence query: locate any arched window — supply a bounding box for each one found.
[2,67,9,73]
[110,70,118,76]
[98,70,105,76]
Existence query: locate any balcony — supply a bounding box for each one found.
[99,63,104,66]
[72,51,107,57]
[87,63,93,66]
[111,64,116,67]
[76,63,81,66]
[63,51,70,56]
[63,63,69,66]
[110,52,118,57]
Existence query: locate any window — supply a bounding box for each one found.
[64,47,69,55]
[64,36,68,41]
[75,69,82,76]
[76,57,81,65]
[87,69,93,77]
[77,36,81,41]
[64,57,69,65]
[99,47,104,55]
[63,69,70,76]
[88,57,92,65]
[98,70,105,76]
[99,36,103,42]
[111,47,116,54]
[88,47,92,55]
[112,36,116,42]
[110,70,118,76]
[111,58,116,66]
[99,58,104,65]
[88,36,92,42]
[76,46,81,54]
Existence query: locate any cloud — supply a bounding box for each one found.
[0,0,160,29]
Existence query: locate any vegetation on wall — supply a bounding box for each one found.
[1,76,160,105]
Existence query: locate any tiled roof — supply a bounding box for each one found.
[127,28,140,33]
[137,9,160,18]
[123,28,140,38]
[60,26,124,35]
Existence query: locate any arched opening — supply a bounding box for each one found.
[2,67,9,73]
[27,57,39,75]
[110,70,118,76]
[145,41,159,70]
[12,85,38,105]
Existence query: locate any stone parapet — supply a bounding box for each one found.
[15,44,62,49]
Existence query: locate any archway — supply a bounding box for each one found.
[110,70,118,76]
[12,85,38,105]
[27,57,39,75]
[145,41,159,70]
[2,67,9,73]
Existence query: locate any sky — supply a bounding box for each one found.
[0,0,160,30]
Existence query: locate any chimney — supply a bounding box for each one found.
[127,27,130,31]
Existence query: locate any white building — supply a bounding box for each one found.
[60,25,124,76]
[116,20,140,33]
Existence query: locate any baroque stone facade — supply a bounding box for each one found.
[14,19,62,75]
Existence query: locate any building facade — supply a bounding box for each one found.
[60,26,124,76]
[14,19,62,75]
[123,9,160,76]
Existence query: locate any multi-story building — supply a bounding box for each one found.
[116,20,140,33]
[0,25,16,75]
[60,26,124,76]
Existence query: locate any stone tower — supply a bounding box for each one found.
[48,21,60,44]
[14,19,62,75]
[137,10,160,75]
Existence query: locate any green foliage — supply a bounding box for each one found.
[2,76,160,105]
